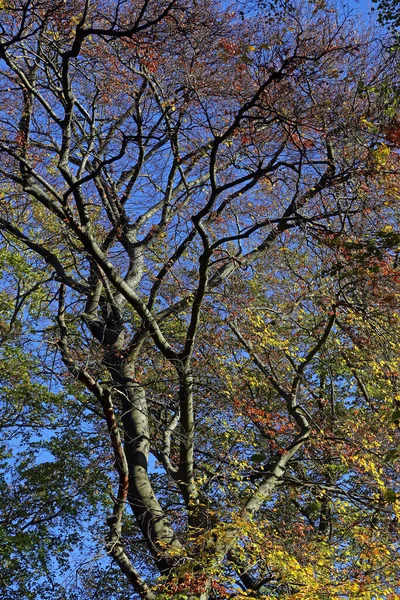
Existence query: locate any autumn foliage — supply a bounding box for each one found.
[0,0,399,599]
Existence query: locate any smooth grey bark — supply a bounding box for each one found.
[114,359,184,572]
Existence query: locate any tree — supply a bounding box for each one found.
[374,0,400,30]
[0,0,399,598]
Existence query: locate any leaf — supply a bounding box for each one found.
[384,488,398,503]
[303,501,322,516]
[384,447,400,464]
[250,453,267,463]
[391,409,400,421]
[239,54,253,65]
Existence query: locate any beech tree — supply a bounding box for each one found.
[0,1,399,598]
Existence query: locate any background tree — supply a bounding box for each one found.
[374,0,400,30]
[0,0,399,598]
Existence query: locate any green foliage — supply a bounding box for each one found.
[374,0,400,30]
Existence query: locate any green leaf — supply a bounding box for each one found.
[384,446,400,464]
[304,501,322,516]
[391,409,400,422]
[250,453,267,463]
[384,488,398,503]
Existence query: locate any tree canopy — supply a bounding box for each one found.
[374,0,400,31]
[0,0,399,598]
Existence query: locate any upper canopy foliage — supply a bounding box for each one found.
[0,0,399,598]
